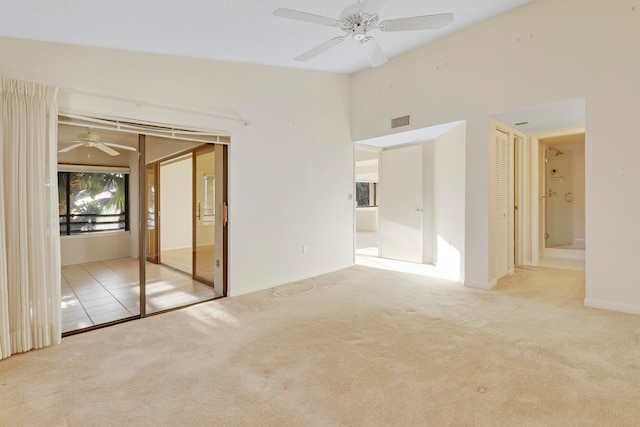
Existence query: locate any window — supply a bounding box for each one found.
[58,171,129,235]
[356,182,378,207]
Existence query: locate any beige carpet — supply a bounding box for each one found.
[1,265,639,426]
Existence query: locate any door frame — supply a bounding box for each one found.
[530,126,585,265]
[192,144,216,287]
[379,143,424,263]
[490,118,527,280]
[144,143,228,296]
[145,162,160,264]
[147,148,196,272]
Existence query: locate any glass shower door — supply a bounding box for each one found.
[545,146,573,248]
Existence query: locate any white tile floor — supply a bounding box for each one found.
[61,258,219,334]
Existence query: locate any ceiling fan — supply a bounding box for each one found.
[273,0,453,67]
[58,130,137,157]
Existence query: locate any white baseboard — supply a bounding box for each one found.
[464,279,496,290]
[544,248,585,260]
[584,298,640,315]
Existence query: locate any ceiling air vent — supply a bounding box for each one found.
[391,115,411,129]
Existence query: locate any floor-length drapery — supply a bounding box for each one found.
[0,78,61,360]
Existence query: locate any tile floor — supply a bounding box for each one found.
[61,258,219,334]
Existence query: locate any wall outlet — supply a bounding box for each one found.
[303,244,308,254]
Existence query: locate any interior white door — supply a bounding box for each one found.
[380,144,423,263]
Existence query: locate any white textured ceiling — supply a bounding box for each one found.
[0,0,532,74]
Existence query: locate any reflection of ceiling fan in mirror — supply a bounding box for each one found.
[58,129,137,157]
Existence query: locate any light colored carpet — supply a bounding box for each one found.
[1,265,639,426]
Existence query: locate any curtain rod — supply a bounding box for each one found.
[58,87,250,126]
[58,113,231,145]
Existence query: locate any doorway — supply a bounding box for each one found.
[355,145,380,257]
[353,120,466,281]
[142,137,227,315]
[541,133,585,257]
[58,118,228,334]
[355,143,425,263]
[156,153,193,274]
[145,140,227,297]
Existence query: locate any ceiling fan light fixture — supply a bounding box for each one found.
[58,130,137,157]
[274,0,452,67]
[352,25,366,41]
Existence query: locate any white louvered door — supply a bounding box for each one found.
[495,129,510,279]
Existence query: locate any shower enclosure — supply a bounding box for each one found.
[544,139,585,250]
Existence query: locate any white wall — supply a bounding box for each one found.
[419,123,466,278]
[422,141,435,264]
[160,157,192,251]
[0,37,354,297]
[433,123,466,281]
[61,233,132,266]
[351,0,640,313]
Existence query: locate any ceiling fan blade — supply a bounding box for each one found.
[58,143,85,153]
[379,13,454,32]
[360,0,388,15]
[368,39,388,67]
[295,36,347,62]
[103,142,137,152]
[273,8,340,27]
[94,143,120,156]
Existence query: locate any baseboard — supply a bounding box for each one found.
[228,262,355,297]
[464,279,496,290]
[584,298,640,315]
[161,246,191,252]
[544,248,585,260]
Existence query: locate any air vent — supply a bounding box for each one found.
[391,115,411,129]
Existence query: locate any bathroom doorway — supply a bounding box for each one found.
[541,132,585,257]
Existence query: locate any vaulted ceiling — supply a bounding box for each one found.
[0,0,532,74]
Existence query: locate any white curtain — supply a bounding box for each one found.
[0,78,61,360]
